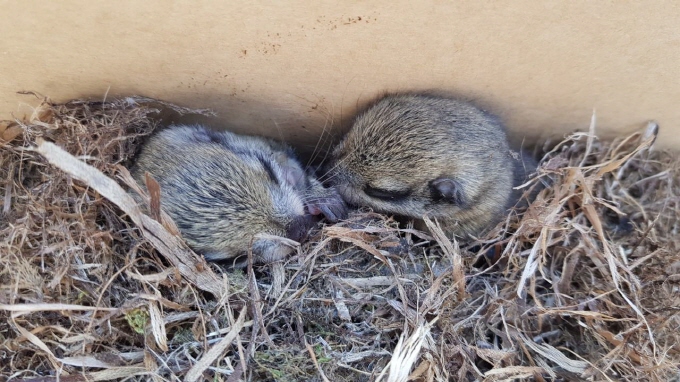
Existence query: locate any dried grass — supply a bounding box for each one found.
[1,98,679,382]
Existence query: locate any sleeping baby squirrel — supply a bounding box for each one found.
[133,124,346,264]
[325,92,537,239]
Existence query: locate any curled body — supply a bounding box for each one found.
[326,92,537,239]
[132,124,346,263]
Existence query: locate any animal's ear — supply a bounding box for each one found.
[281,164,305,188]
[274,152,306,188]
[430,178,467,206]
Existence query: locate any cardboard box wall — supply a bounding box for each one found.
[2,1,679,153]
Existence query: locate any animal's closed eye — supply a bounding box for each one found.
[364,185,410,201]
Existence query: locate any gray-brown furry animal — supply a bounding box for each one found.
[326,92,537,239]
[132,124,346,264]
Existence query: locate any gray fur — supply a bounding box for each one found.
[326,92,537,239]
[132,124,346,264]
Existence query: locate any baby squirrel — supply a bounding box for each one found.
[326,92,537,239]
[132,125,346,263]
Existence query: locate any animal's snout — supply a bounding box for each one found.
[285,214,316,243]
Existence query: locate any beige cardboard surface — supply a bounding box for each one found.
[2,1,679,152]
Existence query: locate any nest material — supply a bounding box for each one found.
[1,97,679,382]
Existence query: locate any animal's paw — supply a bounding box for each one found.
[306,188,348,223]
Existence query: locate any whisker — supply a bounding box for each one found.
[316,153,356,183]
[305,106,335,170]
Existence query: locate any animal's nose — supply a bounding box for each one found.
[285,215,316,243]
